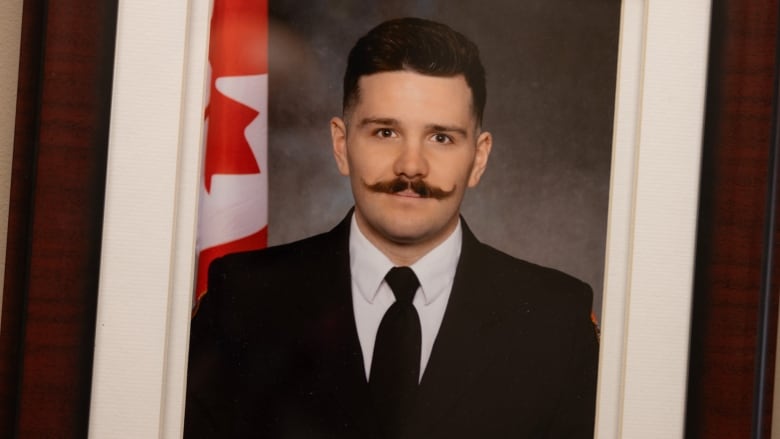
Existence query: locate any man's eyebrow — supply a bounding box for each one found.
[427,124,468,138]
[358,117,399,127]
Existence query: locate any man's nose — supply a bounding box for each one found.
[393,140,428,178]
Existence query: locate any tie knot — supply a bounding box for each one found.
[385,267,420,304]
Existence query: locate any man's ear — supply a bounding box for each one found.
[331,117,350,176]
[467,130,492,187]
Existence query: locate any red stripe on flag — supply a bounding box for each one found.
[204,0,269,191]
[195,0,269,310]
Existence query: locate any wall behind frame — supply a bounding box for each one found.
[264,0,621,318]
[0,0,23,315]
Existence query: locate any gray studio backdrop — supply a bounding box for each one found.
[265,0,621,318]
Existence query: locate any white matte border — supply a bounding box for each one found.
[597,1,710,438]
[88,0,211,437]
[88,0,711,437]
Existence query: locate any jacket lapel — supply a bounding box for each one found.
[413,221,517,431]
[307,213,381,437]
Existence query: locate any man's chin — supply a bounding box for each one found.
[377,221,448,247]
[355,204,458,247]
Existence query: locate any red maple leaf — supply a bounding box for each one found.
[204,0,268,192]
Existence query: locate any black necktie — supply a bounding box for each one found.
[370,266,421,437]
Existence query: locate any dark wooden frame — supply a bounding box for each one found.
[686,0,780,438]
[0,0,118,436]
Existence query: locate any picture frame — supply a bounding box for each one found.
[87,1,711,437]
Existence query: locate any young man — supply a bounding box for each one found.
[185,17,598,438]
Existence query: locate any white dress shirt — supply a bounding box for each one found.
[349,215,462,382]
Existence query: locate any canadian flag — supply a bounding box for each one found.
[195,0,269,305]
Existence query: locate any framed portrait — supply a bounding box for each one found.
[87,0,711,437]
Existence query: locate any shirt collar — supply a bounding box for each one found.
[349,214,462,306]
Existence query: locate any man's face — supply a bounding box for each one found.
[331,71,492,257]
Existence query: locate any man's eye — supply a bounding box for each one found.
[375,128,395,138]
[431,133,453,144]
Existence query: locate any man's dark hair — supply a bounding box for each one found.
[343,17,487,125]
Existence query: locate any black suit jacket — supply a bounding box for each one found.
[184,213,598,438]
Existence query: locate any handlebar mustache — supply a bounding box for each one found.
[364,177,455,200]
